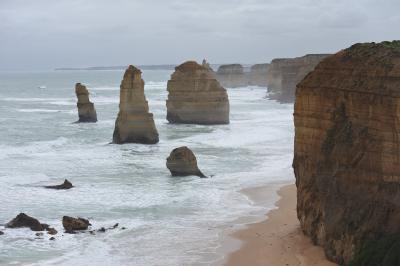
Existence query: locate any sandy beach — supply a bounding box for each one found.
[225,184,337,266]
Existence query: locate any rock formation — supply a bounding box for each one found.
[62,216,90,233]
[113,65,159,144]
[75,83,97,122]
[166,146,206,178]
[249,63,270,87]
[293,41,400,265]
[267,54,330,102]
[166,61,229,125]
[216,64,249,88]
[44,179,73,190]
[6,213,48,231]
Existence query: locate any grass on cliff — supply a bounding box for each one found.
[344,40,400,69]
[348,234,400,266]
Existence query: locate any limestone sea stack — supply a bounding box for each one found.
[166,61,229,125]
[266,54,330,102]
[75,83,97,122]
[113,65,159,144]
[249,63,269,87]
[216,64,249,88]
[166,146,206,178]
[293,41,400,265]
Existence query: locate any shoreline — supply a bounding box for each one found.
[221,184,337,266]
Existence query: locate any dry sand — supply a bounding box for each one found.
[225,184,337,266]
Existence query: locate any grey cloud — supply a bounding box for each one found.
[0,0,399,70]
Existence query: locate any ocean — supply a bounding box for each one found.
[0,69,294,265]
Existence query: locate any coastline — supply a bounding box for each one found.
[221,184,337,266]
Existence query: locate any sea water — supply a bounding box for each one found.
[0,70,294,265]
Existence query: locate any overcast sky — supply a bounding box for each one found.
[0,0,399,71]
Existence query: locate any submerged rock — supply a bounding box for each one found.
[6,213,47,231]
[47,227,58,235]
[166,61,230,125]
[0,231,4,235]
[62,216,90,233]
[293,41,400,265]
[44,179,73,190]
[166,146,206,178]
[75,83,97,122]
[112,65,159,144]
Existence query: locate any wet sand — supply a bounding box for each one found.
[225,184,337,266]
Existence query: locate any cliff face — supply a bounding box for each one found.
[166,61,230,125]
[75,83,97,122]
[249,63,269,87]
[293,41,400,265]
[113,65,159,144]
[216,64,249,88]
[267,54,330,102]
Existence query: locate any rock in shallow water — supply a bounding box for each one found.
[44,179,73,190]
[62,216,90,233]
[6,213,48,231]
[166,146,206,178]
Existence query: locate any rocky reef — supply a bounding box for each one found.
[216,64,249,88]
[293,41,400,265]
[166,146,205,178]
[113,65,159,144]
[249,63,269,87]
[63,216,91,233]
[75,83,97,122]
[166,61,229,125]
[267,54,330,102]
[44,179,73,190]
[6,213,48,231]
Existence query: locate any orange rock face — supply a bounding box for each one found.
[293,41,400,264]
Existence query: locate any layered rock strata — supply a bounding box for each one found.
[216,64,249,88]
[249,63,270,87]
[166,146,206,178]
[166,61,229,124]
[75,83,97,122]
[293,41,400,265]
[267,54,330,102]
[113,65,159,144]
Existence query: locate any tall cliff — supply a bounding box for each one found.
[113,65,159,144]
[75,83,97,122]
[249,63,269,87]
[216,64,249,88]
[166,61,229,125]
[267,54,330,102]
[293,41,400,265]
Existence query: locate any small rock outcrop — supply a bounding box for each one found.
[166,61,229,125]
[166,146,206,178]
[249,63,270,87]
[113,65,159,144]
[293,41,400,265]
[266,54,330,102]
[6,213,48,231]
[216,64,249,88]
[75,83,97,122]
[62,216,90,233]
[44,179,73,190]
